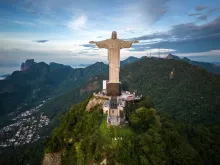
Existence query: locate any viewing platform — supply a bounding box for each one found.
[94,88,142,126]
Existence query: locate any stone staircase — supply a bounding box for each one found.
[109,116,120,126]
[107,96,120,126]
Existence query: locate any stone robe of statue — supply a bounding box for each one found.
[89,31,138,83]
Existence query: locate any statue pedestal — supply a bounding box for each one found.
[107,83,121,96]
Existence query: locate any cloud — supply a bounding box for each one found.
[150,34,220,53]
[198,15,208,21]
[130,16,220,53]
[138,0,170,24]
[34,40,49,43]
[67,15,87,30]
[12,20,38,26]
[119,0,170,26]
[189,7,220,21]
[197,8,220,21]
[188,13,201,16]
[78,50,89,54]
[125,28,135,33]
[79,44,96,49]
[132,33,170,41]
[11,48,24,52]
[176,50,220,63]
[195,5,208,11]
[139,16,220,41]
[207,8,220,15]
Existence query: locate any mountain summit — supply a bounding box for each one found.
[20,59,36,71]
[166,54,181,60]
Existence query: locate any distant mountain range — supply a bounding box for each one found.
[120,56,139,66]
[213,62,220,66]
[166,54,220,74]
[78,54,220,75]
[2,55,219,77]
[0,61,108,117]
[77,56,140,68]
[78,64,91,67]
[0,74,10,79]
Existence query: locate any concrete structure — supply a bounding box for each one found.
[96,91,141,126]
[102,80,108,94]
[103,80,107,90]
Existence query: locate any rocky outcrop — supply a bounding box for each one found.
[86,96,107,111]
[42,152,61,165]
[20,59,36,71]
[169,69,175,79]
[166,54,181,60]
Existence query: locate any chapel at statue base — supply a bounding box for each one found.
[93,80,142,126]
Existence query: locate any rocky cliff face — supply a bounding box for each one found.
[20,59,36,71]
[85,96,107,111]
[42,152,61,165]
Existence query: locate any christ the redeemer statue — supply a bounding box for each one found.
[89,31,139,96]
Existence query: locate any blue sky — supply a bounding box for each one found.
[0,0,220,74]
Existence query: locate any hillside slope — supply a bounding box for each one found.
[0,62,107,117]
[166,54,220,74]
[121,57,220,125]
[43,96,220,165]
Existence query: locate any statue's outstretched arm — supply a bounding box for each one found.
[89,40,107,49]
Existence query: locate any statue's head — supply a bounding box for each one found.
[111,31,117,39]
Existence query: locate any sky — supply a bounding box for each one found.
[0,0,220,74]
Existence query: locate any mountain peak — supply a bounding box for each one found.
[182,57,191,62]
[20,59,36,71]
[91,61,105,66]
[126,56,138,60]
[166,54,181,60]
[49,62,72,70]
[121,56,139,66]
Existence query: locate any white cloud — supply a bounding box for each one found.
[0,38,87,52]
[125,28,135,33]
[67,15,87,30]
[176,50,220,57]
[12,20,39,26]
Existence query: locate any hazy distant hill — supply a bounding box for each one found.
[76,56,140,68]
[120,56,139,66]
[0,61,107,117]
[213,62,220,66]
[0,74,10,78]
[49,62,72,70]
[166,54,220,74]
